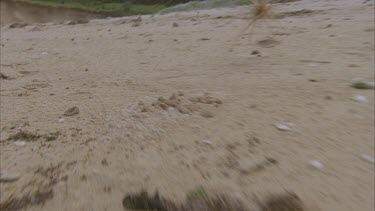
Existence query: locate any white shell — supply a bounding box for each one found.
[361,154,374,163]
[202,140,212,145]
[0,171,19,182]
[309,160,324,169]
[14,141,26,146]
[353,95,367,102]
[275,123,291,131]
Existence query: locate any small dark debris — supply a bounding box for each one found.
[104,186,112,193]
[123,189,245,211]
[132,22,141,27]
[9,23,28,29]
[351,82,374,89]
[325,96,332,100]
[64,106,79,116]
[61,175,68,181]
[173,22,179,27]
[8,130,40,141]
[200,38,210,41]
[101,159,108,166]
[43,132,60,142]
[251,50,260,55]
[259,192,305,211]
[66,20,89,25]
[123,191,167,210]
[308,79,317,82]
[0,73,9,79]
[80,175,87,181]
[0,189,53,210]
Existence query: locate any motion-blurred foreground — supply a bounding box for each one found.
[0,0,374,210]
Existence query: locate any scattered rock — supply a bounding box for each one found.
[9,23,28,29]
[172,22,179,27]
[274,9,320,19]
[257,37,280,48]
[148,93,222,115]
[130,17,142,27]
[9,130,40,141]
[189,94,222,105]
[239,157,278,175]
[43,132,60,142]
[64,106,79,116]
[309,160,324,169]
[58,118,65,123]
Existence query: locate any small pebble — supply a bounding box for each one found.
[202,140,212,145]
[0,171,19,182]
[360,154,374,163]
[251,50,260,55]
[275,122,291,131]
[58,118,65,123]
[309,160,324,169]
[41,52,48,55]
[14,141,26,146]
[353,95,367,102]
[308,63,317,67]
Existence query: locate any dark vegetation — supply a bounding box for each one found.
[16,0,199,15]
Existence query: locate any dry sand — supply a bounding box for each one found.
[0,0,374,210]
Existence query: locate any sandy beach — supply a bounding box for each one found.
[0,0,374,210]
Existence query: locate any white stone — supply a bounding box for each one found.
[309,160,324,169]
[361,154,374,163]
[275,122,291,131]
[14,141,26,146]
[353,95,367,102]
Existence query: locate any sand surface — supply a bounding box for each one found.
[1,0,374,210]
